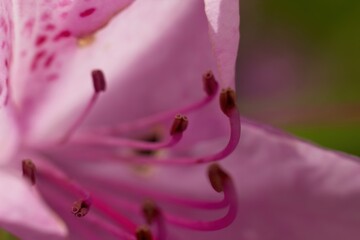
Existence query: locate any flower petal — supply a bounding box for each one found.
[0,110,18,165]
[0,170,67,239]
[0,1,12,108]
[204,0,240,87]
[8,0,133,139]
[27,1,229,144]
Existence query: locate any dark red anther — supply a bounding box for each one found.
[219,88,237,117]
[208,164,230,193]
[22,159,36,185]
[203,71,218,96]
[142,200,160,225]
[136,226,153,240]
[170,114,188,136]
[72,200,90,217]
[92,69,106,93]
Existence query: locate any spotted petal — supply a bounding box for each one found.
[26,0,231,144]
[7,0,132,142]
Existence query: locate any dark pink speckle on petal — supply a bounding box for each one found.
[79,8,96,18]
[45,24,56,31]
[31,50,47,71]
[53,30,71,41]
[44,54,55,68]
[35,35,47,46]
[46,73,59,82]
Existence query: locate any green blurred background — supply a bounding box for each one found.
[1,0,360,239]
[238,0,360,156]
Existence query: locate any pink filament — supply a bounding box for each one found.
[70,132,183,151]
[162,181,237,231]
[84,176,228,210]
[85,215,136,240]
[91,197,138,234]
[87,178,236,232]
[37,165,139,234]
[93,89,217,135]
[61,93,100,143]
[105,108,240,165]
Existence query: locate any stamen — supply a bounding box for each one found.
[170,114,188,136]
[22,159,36,185]
[37,164,138,234]
[142,200,160,225]
[72,199,91,217]
[92,69,106,93]
[203,71,218,96]
[208,163,229,193]
[93,71,219,134]
[220,88,237,117]
[60,69,106,143]
[142,201,166,240]
[71,115,188,151]
[104,88,240,165]
[162,164,238,231]
[136,226,153,240]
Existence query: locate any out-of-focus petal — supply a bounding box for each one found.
[8,0,133,137]
[28,1,229,144]
[204,0,240,87]
[0,170,67,239]
[0,0,12,108]
[0,110,18,165]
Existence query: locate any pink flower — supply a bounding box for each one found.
[1,1,360,240]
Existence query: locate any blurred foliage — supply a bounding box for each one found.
[0,230,17,240]
[239,0,360,156]
[261,0,360,102]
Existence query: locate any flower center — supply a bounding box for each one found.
[22,70,241,239]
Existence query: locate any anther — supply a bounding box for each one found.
[203,71,219,96]
[208,164,230,193]
[170,114,188,136]
[72,199,91,217]
[22,159,36,185]
[219,88,237,117]
[92,69,106,93]
[136,226,153,240]
[142,200,160,225]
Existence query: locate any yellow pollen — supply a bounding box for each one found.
[77,35,96,47]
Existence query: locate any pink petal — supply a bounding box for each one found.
[27,1,228,144]
[0,170,67,239]
[204,0,240,87]
[0,0,12,108]
[0,110,18,164]
[66,0,133,37]
[8,0,133,137]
